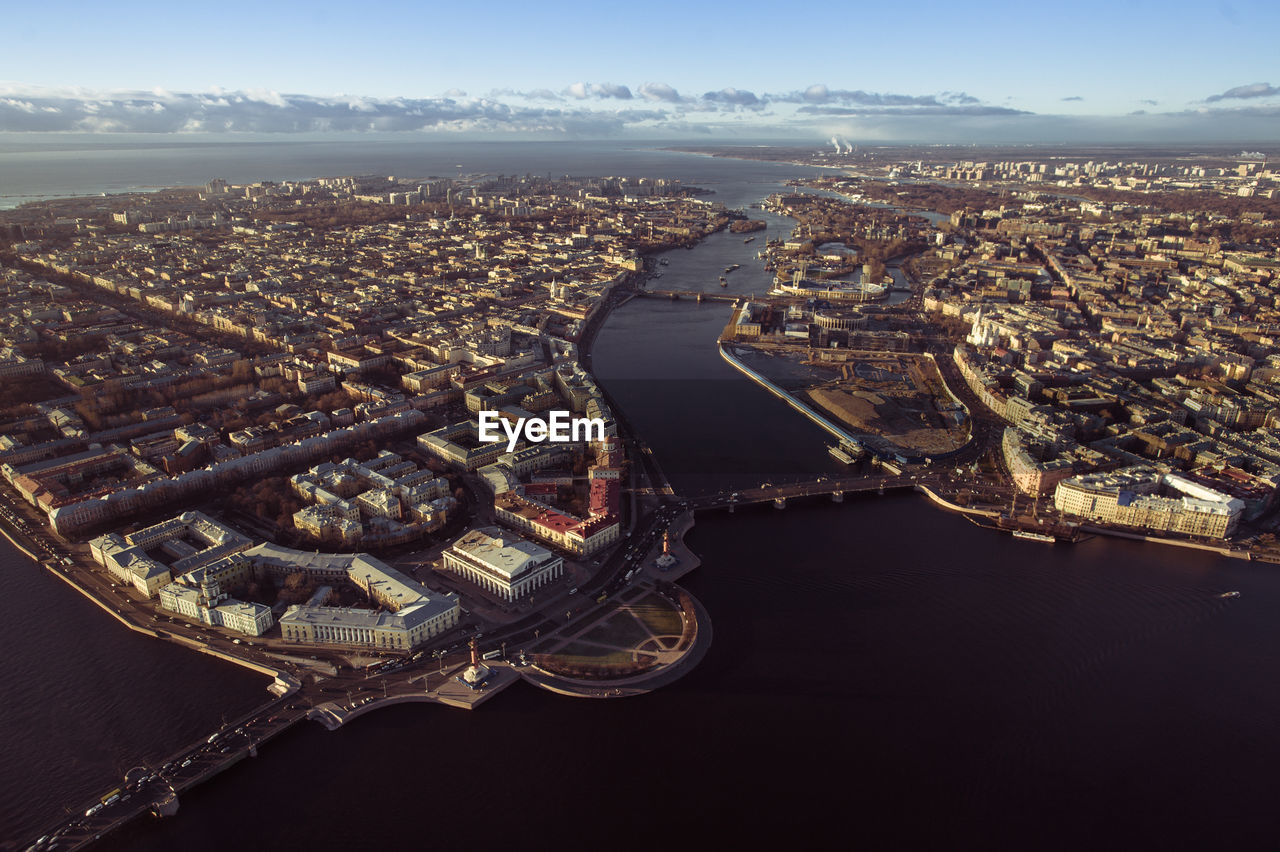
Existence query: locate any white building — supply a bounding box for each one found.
[251,545,459,650]
[1053,466,1244,538]
[442,526,564,602]
[158,578,274,636]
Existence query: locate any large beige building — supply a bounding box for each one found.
[442,526,564,602]
[1053,467,1244,538]
[158,581,274,636]
[89,511,253,598]
[255,545,459,651]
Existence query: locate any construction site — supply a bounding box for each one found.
[730,337,971,457]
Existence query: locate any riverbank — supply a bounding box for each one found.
[916,484,1002,519]
[0,514,41,562]
[1079,524,1250,560]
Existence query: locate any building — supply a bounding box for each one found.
[1053,466,1244,538]
[88,510,252,598]
[158,580,274,637]
[442,526,564,602]
[248,544,459,650]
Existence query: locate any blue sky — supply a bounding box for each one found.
[2,0,1277,142]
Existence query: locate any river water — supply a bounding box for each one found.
[2,143,1278,851]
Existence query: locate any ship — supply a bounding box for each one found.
[1218,590,1241,599]
[1012,530,1056,543]
[719,276,728,287]
[724,264,740,273]
[828,439,864,464]
[744,236,756,244]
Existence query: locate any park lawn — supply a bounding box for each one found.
[630,594,684,636]
[578,611,654,648]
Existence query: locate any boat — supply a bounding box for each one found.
[719,276,728,287]
[724,264,740,273]
[828,439,864,464]
[1218,591,1241,599]
[743,236,756,244]
[1012,530,1056,543]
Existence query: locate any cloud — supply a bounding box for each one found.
[592,82,632,100]
[701,87,760,107]
[1061,96,1084,102]
[797,104,1029,117]
[637,82,682,103]
[1,82,1273,143]
[802,84,830,103]
[1205,82,1279,102]
[0,86,651,135]
[490,87,562,101]
[774,87,944,107]
[564,82,631,100]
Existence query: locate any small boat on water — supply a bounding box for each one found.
[724,264,740,273]
[719,276,728,287]
[744,236,756,244]
[1218,590,1241,599]
[1012,530,1056,543]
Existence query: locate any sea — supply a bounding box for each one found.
[2,139,1278,851]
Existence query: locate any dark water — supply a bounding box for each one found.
[94,501,1276,852]
[4,145,1277,851]
[0,535,266,841]
[0,138,816,209]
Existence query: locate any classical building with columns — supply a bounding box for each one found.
[255,544,459,651]
[442,526,564,602]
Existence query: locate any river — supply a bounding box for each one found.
[2,145,1278,851]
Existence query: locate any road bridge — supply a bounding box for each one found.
[634,289,739,303]
[684,472,933,511]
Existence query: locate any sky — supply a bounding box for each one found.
[1,0,1277,143]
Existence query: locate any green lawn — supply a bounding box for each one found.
[630,594,684,636]
[578,612,654,648]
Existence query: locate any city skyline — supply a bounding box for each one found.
[2,0,1278,143]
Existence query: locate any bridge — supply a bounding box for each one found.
[674,469,1015,515]
[687,472,930,511]
[26,640,482,851]
[634,289,740,303]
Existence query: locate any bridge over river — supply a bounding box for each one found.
[634,289,740,303]
[685,471,937,510]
